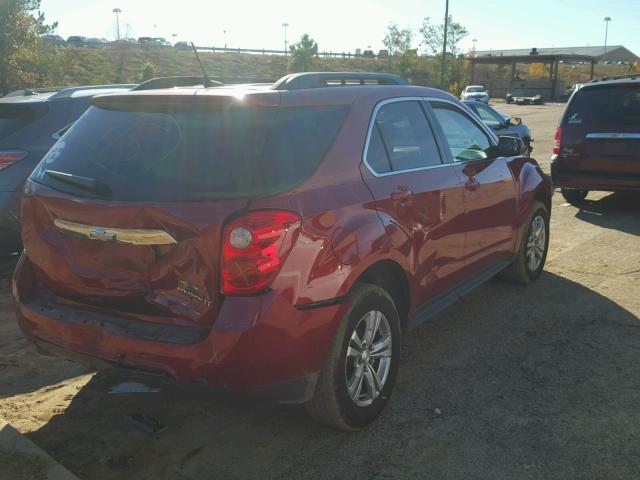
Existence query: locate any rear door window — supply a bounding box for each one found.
[566,84,640,129]
[33,105,348,201]
[365,101,442,174]
[430,102,493,162]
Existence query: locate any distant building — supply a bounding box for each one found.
[475,45,638,64]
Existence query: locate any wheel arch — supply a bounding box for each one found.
[350,259,411,330]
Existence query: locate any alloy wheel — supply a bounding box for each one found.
[526,215,546,272]
[345,310,393,407]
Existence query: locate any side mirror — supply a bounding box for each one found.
[497,135,525,157]
[507,117,522,127]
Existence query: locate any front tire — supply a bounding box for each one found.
[500,201,549,284]
[561,188,588,205]
[305,283,402,430]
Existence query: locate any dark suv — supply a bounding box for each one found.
[0,84,135,248]
[552,74,640,204]
[13,72,552,429]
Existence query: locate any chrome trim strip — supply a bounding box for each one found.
[362,97,439,178]
[586,133,640,140]
[54,218,178,245]
[361,96,498,178]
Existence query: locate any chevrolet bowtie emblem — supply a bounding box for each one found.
[89,228,117,242]
[54,219,177,245]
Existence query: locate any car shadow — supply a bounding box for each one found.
[0,250,91,399]
[575,192,640,237]
[25,272,640,480]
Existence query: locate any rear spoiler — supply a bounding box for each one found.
[91,91,280,112]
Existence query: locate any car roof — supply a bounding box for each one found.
[92,84,457,110]
[582,75,640,89]
[1,84,136,104]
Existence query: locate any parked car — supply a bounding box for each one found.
[460,85,490,103]
[152,37,171,47]
[0,84,135,249]
[463,100,533,154]
[377,49,389,58]
[138,37,153,45]
[66,36,87,47]
[40,34,65,47]
[506,89,543,105]
[362,49,375,58]
[13,72,551,430]
[85,38,108,49]
[551,74,640,204]
[174,41,191,51]
[565,83,584,99]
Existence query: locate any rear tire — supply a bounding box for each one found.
[500,201,549,284]
[305,283,402,430]
[561,188,588,205]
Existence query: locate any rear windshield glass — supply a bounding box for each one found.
[565,84,640,129]
[0,103,48,140]
[467,87,485,93]
[32,104,348,201]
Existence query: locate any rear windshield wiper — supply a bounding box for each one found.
[43,170,112,198]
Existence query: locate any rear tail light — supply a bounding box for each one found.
[553,127,563,155]
[0,150,27,171]
[221,210,301,295]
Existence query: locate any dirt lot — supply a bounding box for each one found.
[2,102,640,479]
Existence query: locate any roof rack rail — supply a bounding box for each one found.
[592,73,640,83]
[272,72,409,90]
[132,76,224,91]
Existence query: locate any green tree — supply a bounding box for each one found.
[419,16,468,57]
[383,23,413,56]
[139,62,156,82]
[419,16,468,88]
[289,34,318,72]
[0,0,56,94]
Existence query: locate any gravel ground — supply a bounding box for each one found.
[2,102,640,479]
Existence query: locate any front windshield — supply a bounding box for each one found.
[467,86,486,93]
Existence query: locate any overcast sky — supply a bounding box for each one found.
[41,0,640,56]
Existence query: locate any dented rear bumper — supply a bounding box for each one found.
[13,252,344,403]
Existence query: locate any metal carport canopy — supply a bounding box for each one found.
[469,54,597,100]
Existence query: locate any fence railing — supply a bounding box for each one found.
[196,46,369,59]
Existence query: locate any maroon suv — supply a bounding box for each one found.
[13,72,552,429]
[552,75,640,204]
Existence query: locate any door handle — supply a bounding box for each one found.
[464,177,480,191]
[391,185,413,206]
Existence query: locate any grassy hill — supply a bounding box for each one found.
[32,45,405,88]
[11,44,634,93]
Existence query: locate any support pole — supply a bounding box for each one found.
[440,0,450,89]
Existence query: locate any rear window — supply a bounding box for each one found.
[32,104,348,201]
[0,103,48,140]
[565,84,640,129]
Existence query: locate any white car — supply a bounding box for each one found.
[461,85,490,103]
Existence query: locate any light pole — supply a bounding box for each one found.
[472,38,477,56]
[223,29,227,49]
[282,22,289,56]
[112,8,122,40]
[603,16,611,63]
[440,0,450,88]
